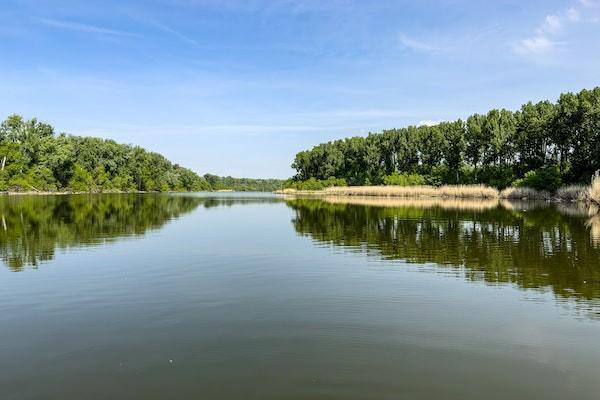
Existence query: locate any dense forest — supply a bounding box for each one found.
[0,115,282,192]
[290,87,600,191]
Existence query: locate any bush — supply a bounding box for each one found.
[69,164,94,192]
[285,177,347,191]
[423,166,447,187]
[383,172,426,186]
[513,166,562,192]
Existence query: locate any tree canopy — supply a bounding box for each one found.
[0,115,283,192]
[290,87,600,190]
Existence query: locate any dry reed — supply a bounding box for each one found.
[499,187,552,200]
[589,171,600,205]
[556,185,589,202]
[321,185,499,199]
[586,204,600,246]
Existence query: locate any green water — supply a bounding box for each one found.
[0,193,599,399]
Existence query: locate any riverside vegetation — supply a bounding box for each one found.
[285,87,600,202]
[0,115,283,193]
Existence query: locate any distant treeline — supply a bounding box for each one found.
[203,174,284,192]
[291,87,600,190]
[0,115,281,192]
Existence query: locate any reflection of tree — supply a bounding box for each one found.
[0,194,204,271]
[287,198,600,304]
[0,194,285,271]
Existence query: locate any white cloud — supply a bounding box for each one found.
[418,120,444,127]
[541,14,563,33]
[516,0,599,57]
[566,7,581,22]
[515,35,557,55]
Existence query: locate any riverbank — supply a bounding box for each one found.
[276,180,600,205]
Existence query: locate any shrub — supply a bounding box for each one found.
[6,166,57,191]
[69,164,94,192]
[514,166,562,192]
[285,177,347,191]
[383,172,426,186]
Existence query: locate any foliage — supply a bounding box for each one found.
[284,177,347,190]
[513,166,562,192]
[383,172,426,186]
[0,114,275,193]
[203,174,284,192]
[291,86,600,191]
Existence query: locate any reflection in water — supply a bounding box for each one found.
[0,194,201,271]
[294,195,501,211]
[0,194,282,271]
[587,205,600,246]
[287,197,600,310]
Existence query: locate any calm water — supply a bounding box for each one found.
[1,193,600,399]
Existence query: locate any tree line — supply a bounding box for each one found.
[0,115,283,192]
[291,87,600,190]
[203,174,284,192]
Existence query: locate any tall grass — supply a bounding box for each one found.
[556,185,589,202]
[499,187,552,200]
[589,171,600,205]
[322,185,499,199]
[278,173,600,206]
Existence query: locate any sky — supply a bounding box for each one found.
[1,0,599,178]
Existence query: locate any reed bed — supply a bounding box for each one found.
[278,177,600,206]
[589,172,600,205]
[322,184,499,199]
[499,187,552,200]
[586,205,600,246]
[556,185,590,202]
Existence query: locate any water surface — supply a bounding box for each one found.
[1,193,599,399]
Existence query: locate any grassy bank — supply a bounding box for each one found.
[277,173,600,204]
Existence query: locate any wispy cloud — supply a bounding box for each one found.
[515,0,599,56]
[398,33,437,53]
[151,22,199,46]
[34,18,136,37]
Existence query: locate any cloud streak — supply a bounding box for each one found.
[34,18,137,37]
[151,22,199,46]
[398,33,437,53]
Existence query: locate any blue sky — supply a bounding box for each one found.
[1,0,599,178]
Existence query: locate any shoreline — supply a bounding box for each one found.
[275,184,599,205]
